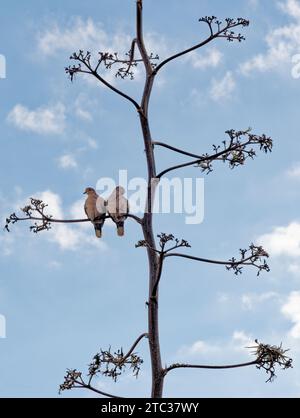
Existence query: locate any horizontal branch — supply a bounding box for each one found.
[5,213,143,232]
[165,242,270,276]
[165,252,255,267]
[137,234,269,277]
[164,360,258,375]
[136,234,269,277]
[164,340,293,383]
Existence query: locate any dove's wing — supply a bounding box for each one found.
[85,194,106,238]
[96,196,107,217]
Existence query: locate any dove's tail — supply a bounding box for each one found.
[117,221,124,237]
[94,221,103,238]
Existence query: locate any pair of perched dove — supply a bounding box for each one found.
[84,187,129,238]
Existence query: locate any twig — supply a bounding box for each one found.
[153,141,203,159]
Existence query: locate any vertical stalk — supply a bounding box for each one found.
[136,0,164,397]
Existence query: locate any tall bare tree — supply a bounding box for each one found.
[6,0,292,398]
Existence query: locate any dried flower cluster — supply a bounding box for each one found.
[88,347,143,382]
[226,244,270,276]
[252,340,293,382]
[66,48,159,82]
[197,129,273,174]
[136,233,191,254]
[59,369,83,393]
[59,345,143,395]
[199,16,250,42]
[5,198,52,233]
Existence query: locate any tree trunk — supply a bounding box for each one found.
[138,110,164,397]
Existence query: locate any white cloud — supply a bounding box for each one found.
[258,222,300,257]
[58,154,77,170]
[241,292,279,310]
[177,331,253,360]
[178,340,220,357]
[40,20,176,92]
[7,103,66,135]
[188,48,223,70]
[75,106,92,122]
[38,18,170,61]
[74,94,95,122]
[279,0,300,19]
[37,18,112,56]
[209,71,236,101]
[232,331,253,348]
[281,291,300,338]
[87,137,98,149]
[287,163,300,179]
[240,0,300,75]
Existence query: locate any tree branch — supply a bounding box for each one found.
[156,129,273,178]
[165,244,270,277]
[122,333,149,362]
[164,360,258,375]
[60,334,147,397]
[5,213,142,230]
[157,159,200,179]
[73,380,123,399]
[59,370,122,398]
[90,68,141,111]
[5,198,143,234]
[137,234,269,289]
[153,141,204,159]
[66,51,141,111]
[153,17,249,75]
[164,340,293,383]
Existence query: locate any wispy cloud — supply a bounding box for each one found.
[258,222,300,257]
[7,103,66,135]
[57,154,78,170]
[209,71,236,101]
[188,48,223,70]
[240,0,300,75]
[37,18,114,56]
[241,292,280,310]
[287,162,300,179]
[177,331,253,360]
[281,291,300,338]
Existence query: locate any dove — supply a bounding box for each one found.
[83,187,107,238]
[107,186,129,237]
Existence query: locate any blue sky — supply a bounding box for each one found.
[1,0,300,398]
